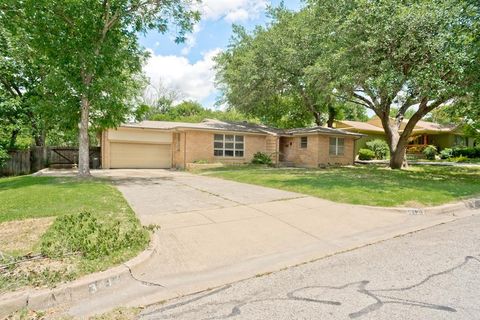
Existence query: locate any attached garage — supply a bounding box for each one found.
[109,143,171,169]
[102,127,173,169]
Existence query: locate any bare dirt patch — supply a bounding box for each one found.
[0,218,54,255]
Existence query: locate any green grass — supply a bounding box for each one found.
[199,165,480,207]
[0,176,133,223]
[0,175,149,292]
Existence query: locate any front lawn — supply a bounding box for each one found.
[199,165,480,207]
[0,175,149,293]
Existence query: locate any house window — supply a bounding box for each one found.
[300,136,308,149]
[214,134,244,157]
[454,135,466,146]
[329,137,345,156]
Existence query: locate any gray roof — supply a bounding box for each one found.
[121,119,363,137]
[283,126,364,137]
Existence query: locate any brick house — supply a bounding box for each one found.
[101,119,363,169]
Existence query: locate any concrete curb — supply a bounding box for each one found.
[1,197,479,317]
[73,209,480,318]
[0,234,158,318]
[354,197,480,217]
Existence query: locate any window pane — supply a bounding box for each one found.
[235,143,244,150]
[235,151,244,157]
[214,142,223,148]
[235,135,244,142]
[337,146,344,155]
[225,135,234,141]
[329,145,336,155]
[214,134,223,141]
[224,150,234,157]
[225,142,234,149]
[214,149,223,156]
[329,137,336,147]
[300,136,308,148]
[337,138,344,146]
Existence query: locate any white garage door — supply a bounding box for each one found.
[110,143,171,169]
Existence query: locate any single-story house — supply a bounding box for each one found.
[334,117,476,154]
[101,119,363,169]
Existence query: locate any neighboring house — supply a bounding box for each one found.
[101,119,363,169]
[334,117,476,154]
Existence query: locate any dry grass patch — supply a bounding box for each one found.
[0,218,54,256]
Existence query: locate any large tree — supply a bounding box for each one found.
[308,0,479,168]
[2,0,199,176]
[216,8,338,128]
[0,26,46,149]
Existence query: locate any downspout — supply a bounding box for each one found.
[183,131,187,169]
[353,137,356,165]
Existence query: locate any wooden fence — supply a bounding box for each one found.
[0,150,31,176]
[0,147,101,177]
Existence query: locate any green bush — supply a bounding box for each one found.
[439,148,453,159]
[422,145,437,160]
[0,147,9,168]
[365,139,389,159]
[41,211,149,260]
[358,148,375,160]
[251,152,272,165]
[451,146,480,158]
[448,156,469,163]
[193,159,209,164]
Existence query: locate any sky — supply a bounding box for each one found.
[139,0,303,110]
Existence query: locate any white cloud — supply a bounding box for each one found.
[143,48,222,104]
[200,0,268,22]
[180,24,201,56]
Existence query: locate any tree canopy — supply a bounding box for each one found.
[216,0,479,168]
[1,0,200,176]
[215,8,367,129]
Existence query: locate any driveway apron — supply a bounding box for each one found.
[66,169,467,317]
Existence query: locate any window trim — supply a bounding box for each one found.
[213,134,245,158]
[329,137,345,156]
[300,136,308,149]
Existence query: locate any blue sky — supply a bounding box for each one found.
[139,0,303,109]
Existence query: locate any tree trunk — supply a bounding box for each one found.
[389,148,405,169]
[313,111,323,126]
[327,105,336,128]
[9,128,19,149]
[78,95,91,177]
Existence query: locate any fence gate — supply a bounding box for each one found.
[48,147,101,168]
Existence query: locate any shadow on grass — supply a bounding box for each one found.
[208,165,480,206]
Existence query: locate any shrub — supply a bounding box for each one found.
[365,139,389,159]
[451,146,480,158]
[358,148,375,160]
[422,145,437,160]
[0,147,9,168]
[251,152,272,165]
[448,156,469,163]
[439,148,453,160]
[41,211,149,260]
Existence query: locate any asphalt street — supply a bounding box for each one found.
[140,214,480,320]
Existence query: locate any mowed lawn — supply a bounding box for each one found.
[0,176,132,223]
[0,175,148,292]
[200,165,480,207]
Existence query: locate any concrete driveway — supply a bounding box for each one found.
[67,169,471,316]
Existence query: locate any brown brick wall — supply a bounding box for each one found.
[176,130,267,167]
[281,135,320,168]
[265,136,279,164]
[319,135,355,165]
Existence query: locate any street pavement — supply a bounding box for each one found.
[140,214,480,320]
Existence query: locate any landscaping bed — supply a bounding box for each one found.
[198,165,480,207]
[0,176,149,293]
